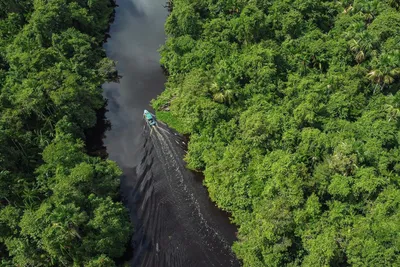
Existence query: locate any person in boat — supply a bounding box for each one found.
[144,109,157,126]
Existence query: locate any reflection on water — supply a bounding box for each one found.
[103,0,167,167]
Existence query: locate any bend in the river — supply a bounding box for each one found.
[103,1,241,266]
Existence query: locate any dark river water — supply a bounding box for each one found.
[103,0,166,165]
[103,0,241,266]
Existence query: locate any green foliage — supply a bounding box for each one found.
[0,0,131,265]
[85,255,116,267]
[156,0,400,266]
[155,111,190,134]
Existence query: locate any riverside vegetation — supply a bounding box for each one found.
[0,0,131,266]
[153,0,400,266]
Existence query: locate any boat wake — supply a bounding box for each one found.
[120,123,240,267]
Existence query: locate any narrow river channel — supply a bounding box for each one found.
[103,0,241,266]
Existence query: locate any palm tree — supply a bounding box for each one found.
[349,39,365,63]
[213,89,235,105]
[366,69,384,84]
[359,31,375,51]
[352,0,380,23]
[343,21,365,40]
[367,53,400,92]
[384,104,400,122]
[349,32,377,64]
[349,39,360,52]
[22,187,40,208]
[210,79,236,105]
[213,92,225,103]
[224,89,235,105]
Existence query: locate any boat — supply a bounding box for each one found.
[144,109,157,127]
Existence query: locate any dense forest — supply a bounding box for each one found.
[0,0,131,266]
[154,0,400,266]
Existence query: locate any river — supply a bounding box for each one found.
[102,0,241,266]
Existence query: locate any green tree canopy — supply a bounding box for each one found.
[0,0,131,265]
[154,0,400,266]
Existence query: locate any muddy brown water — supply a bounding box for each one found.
[102,0,241,266]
